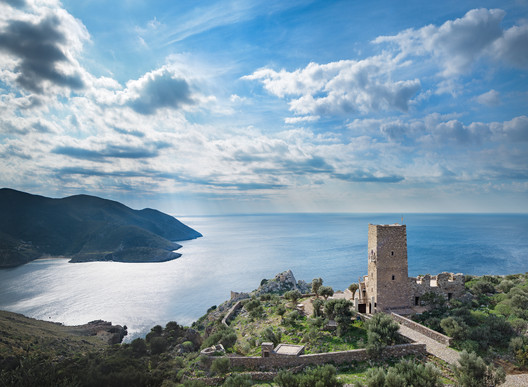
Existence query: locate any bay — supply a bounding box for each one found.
[0,213,526,340]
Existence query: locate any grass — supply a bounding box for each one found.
[230,296,367,356]
[0,310,108,361]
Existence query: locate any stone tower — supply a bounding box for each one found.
[366,224,411,312]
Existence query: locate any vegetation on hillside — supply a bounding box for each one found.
[0,188,201,267]
[412,273,528,371]
[5,273,527,386]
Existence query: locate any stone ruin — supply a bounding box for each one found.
[355,224,465,314]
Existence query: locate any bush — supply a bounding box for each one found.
[150,336,168,355]
[273,365,342,387]
[130,338,147,356]
[183,380,207,387]
[440,317,468,340]
[203,326,238,350]
[365,313,399,357]
[210,357,230,375]
[283,310,302,326]
[274,369,298,387]
[260,326,282,346]
[222,373,252,387]
[299,364,342,386]
[358,360,441,387]
[453,350,505,387]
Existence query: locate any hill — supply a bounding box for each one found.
[0,188,201,267]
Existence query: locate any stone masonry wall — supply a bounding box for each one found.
[228,343,426,370]
[368,224,410,311]
[391,313,451,346]
[222,301,243,326]
[409,272,465,306]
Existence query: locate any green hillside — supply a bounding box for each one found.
[0,188,201,267]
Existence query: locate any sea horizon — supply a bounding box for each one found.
[1,212,527,339]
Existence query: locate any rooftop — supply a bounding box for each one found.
[274,343,305,356]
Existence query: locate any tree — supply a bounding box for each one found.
[453,350,505,387]
[312,298,324,317]
[366,313,400,357]
[320,286,334,300]
[150,336,168,355]
[261,326,282,346]
[284,290,302,306]
[312,277,323,297]
[348,283,359,299]
[324,299,354,335]
[130,338,147,356]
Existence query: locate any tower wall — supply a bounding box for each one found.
[367,224,411,311]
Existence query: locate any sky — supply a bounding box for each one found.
[0,0,527,215]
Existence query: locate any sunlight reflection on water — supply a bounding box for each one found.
[0,213,526,339]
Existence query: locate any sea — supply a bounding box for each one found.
[0,213,527,340]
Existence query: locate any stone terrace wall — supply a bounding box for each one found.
[222,301,243,326]
[391,313,451,346]
[229,343,426,370]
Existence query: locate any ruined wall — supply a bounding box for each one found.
[409,272,465,306]
[228,343,426,370]
[367,224,411,311]
[391,313,452,346]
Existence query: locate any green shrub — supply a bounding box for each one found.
[210,357,230,375]
[222,373,252,387]
[365,313,399,357]
[260,326,282,346]
[274,369,298,387]
[358,360,441,387]
[150,336,168,355]
[453,350,505,387]
[130,338,147,356]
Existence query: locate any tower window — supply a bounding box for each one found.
[392,275,395,280]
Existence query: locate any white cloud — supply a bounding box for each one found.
[494,21,528,69]
[374,8,528,76]
[476,89,501,106]
[244,56,421,116]
[284,115,320,124]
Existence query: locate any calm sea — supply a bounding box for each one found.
[0,213,526,339]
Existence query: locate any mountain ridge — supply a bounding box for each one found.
[0,188,201,267]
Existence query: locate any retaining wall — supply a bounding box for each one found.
[228,343,426,370]
[391,313,451,346]
[221,301,243,326]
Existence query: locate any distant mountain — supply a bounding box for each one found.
[0,188,202,267]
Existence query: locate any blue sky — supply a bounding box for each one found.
[0,0,527,215]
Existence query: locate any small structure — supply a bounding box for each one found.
[200,344,225,356]
[261,342,305,357]
[355,224,464,314]
[261,342,274,358]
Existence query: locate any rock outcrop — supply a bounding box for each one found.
[68,320,128,345]
[254,270,310,296]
